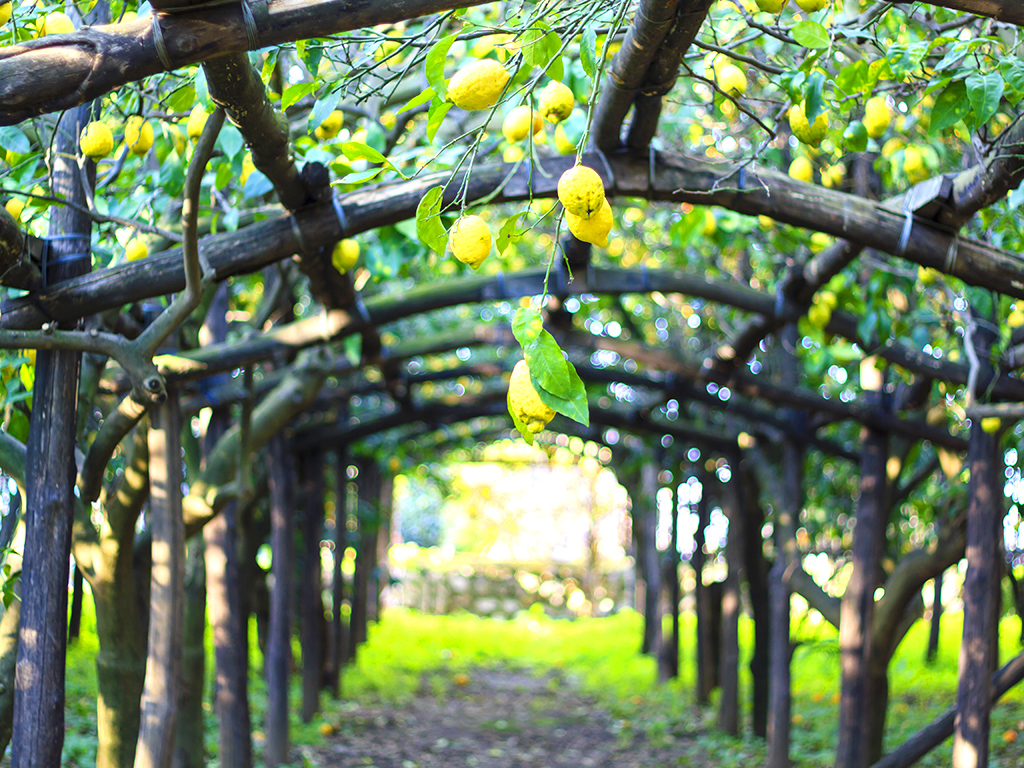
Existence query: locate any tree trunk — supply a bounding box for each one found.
[12,102,93,768]
[264,434,295,767]
[836,388,889,768]
[741,462,771,738]
[374,472,393,622]
[719,470,743,735]
[952,405,1002,768]
[172,540,206,768]
[640,463,662,664]
[327,449,349,696]
[0,548,23,755]
[927,571,944,664]
[68,565,84,643]
[660,477,680,681]
[299,449,324,722]
[134,389,185,768]
[865,650,891,765]
[350,460,379,658]
[693,471,713,704]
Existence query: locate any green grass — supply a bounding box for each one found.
[57,597,1024,767]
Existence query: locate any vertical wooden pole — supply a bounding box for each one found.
[133,387,185,768]
[327,448,349,696]
[264,434,294,767]
[741,461,771,738]
[67,565,84,643]
[662,475,680,680]
[693,468,713,704]
[350,461,379,658]
[926,571,944,664]
[719,465,743,735]
[172,538,206,768]
[299,449,324,722]
[641,462,662,663]
[12,102,93,768]
[953,383,1002,768]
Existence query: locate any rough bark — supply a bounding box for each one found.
[134,389,185,768]
[12,103,92,768]
[836,390,889,768]
[927,572,944,664]
[264,434,295,768]
[693,470,713,704]
[327,448,350,697]
[640,463,662,662]
[741,461,771,738]
[171,540,206,768]
[719,473,743,736]
[299,449,325,723]
[0,546,23,756]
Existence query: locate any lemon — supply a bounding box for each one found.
[40,11,74,35]
[702,209,717,237]
[758,214,774,230]
[754,0,787,11]
[503,145,525,163]
[794,0,827,10]
[0,2,12,26]
[981,417,1001,434]
[566,199,613,247]
[125,239,148,261]
[917,266,940,285]
[715,64,747,97]
[502,106,543,142]
[807,302,832,329]
[821,163,845,189]
[1008,309,1024,329]
[788,102,829,147]
[317,722,335,737]
[449,215,492,269]
[843,121,868,152]
[538,81,574,123]
[240,153,256,185]
[557,165,605,220]
[509,360,556,434]
[80,121,114,159]
[863,96,891,139]
[124,116,154,156]
[186,105,209,141]
[788,156,813,183]
[554,124,577,155]
[903,145,926,182]
[447,59,510,111]
[332,239,360,272]
[315,110,344,141]
[809,232,832,253]
[4,198,25,222]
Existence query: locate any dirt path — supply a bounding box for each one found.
[309,664,692,768]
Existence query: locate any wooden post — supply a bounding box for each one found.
[693,468,713,704]
[67,565,84,643]
[952,344,1002,768]
[836,359,889,768]
[350,461,379,657]
[133,387,185,768]
[741,461,771,738]
[719,467,743,735]
[12,102,93,768]
[264,434,294,767]
[661,473,680,680]
[299,448,324,722]
[172,539,206,768]
[926,571,943,664]
[327,448,349,696]
[641,462,662,663]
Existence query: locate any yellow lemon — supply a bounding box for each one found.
[809,231,832,253]
[453,673,471,687]
[863,96,891,139]
[702,209,717,237]
[566,199,613,248]
[788,102,829,147]
[716,64,747,97]
[807,301,832,329]
[754,0,788,11]
[509,359,556,434]
[240,153,256,185]
[186,105,209,141]
[40,11,74,35]
[503,145,525,163]
[1007,309,1024,329]
[758,214,774,230]
[4,198,25,222]
[447,60,511,111]
[315,110,344,141]
[318,722,336,737]
[788,156,814,183]
[125,239,148,261]
[880,137,904,158]
[124,116,154,156]
[502,106,543,142]
[794,0,827,10]
[821,163,845,189]
[0,2,12,26]
[538,81,574,123]
[903,145,926,182]
[80,121,114,159]
[449,215,492,269]
[332,239,360,272]
[554,124,577,155]
[557,165,605,219]
[981,417,1001,434]
[1003,730,1018,744]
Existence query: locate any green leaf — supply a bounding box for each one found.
[0,127,30,155]
[546,55,564,83]
[340,141,408,179]
[397,87,436,115]
[512,307,544,346]
[792,21,830,50]
[524,330,570,399]
[929,81,970,135]
[217,126,243,159]
[308,88,341,133]
[298,40,324,78]
[580,28,598,81]
[281,82,316,111]
[415,186,448,254]
[522,23,560,72]
[167,85,196,114]
[243,170,273,199]
[1001,59,1024,102]
[803,69,827,121]
[532,360,589,426]
[260,49,279,85]
[496,211,527,255]
[508,387,534,445]
[965,71,1004,128]
[426,99,452,144]
[834,60,869,100]
[426,33,459,101]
